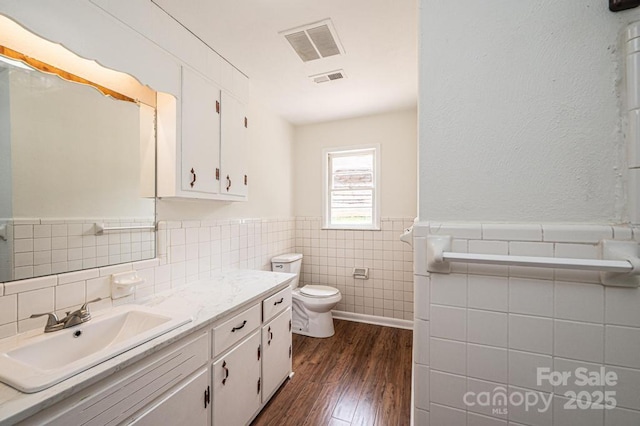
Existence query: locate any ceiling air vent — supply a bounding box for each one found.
[310,70,346,84]
[280,19,345,62]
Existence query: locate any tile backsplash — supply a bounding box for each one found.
[0,217,296,339]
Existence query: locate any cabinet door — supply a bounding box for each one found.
[213,331,261,426]
[181,66,221,194]
[130,367,210,426]
[220,91,248,198]
[262,307,292,403]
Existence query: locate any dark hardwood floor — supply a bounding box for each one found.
[252,320,413,426]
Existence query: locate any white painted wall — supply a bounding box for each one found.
[294,108,417,218]
[419,0,640,223]
[414,2,640,424]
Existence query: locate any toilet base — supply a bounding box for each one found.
[292,299,336,338]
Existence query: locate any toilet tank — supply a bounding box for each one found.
[271,253,303,289]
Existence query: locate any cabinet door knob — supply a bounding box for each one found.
[226,175,231,191]
[268,326,273,345]
[274,298,284,306]
[190,168,197,188]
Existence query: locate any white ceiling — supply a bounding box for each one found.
[151,0,418,125]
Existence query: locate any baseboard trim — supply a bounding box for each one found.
[332,310,413,330]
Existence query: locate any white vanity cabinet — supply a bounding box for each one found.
[18,331,211,426]
[15,283,292,426]
[260,286,293,403]
[130,367,210,426]
[212,331,262,426]
[261,308,292,403]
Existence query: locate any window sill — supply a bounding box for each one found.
[321,226,381,231]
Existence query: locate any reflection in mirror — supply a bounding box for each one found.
[0,17,156,282]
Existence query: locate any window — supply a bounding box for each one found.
[323,145,380,230]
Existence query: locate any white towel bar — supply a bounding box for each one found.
[426,235,640,287]
[441,252,633,273]
[95,223,156,234]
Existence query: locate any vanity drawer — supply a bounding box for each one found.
[213,303,261,357]
[262,286,291,322]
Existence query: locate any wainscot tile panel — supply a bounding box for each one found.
[412,222,640,425]
[295,217,414,321]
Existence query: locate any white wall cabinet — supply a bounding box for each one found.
[158,67,250,201]
[181,67,222,195]
[220,91,249,199]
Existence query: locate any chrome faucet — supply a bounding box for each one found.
[30,298,102,333]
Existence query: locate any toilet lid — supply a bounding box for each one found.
[300,285,339,297]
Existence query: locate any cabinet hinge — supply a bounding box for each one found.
[289,319,292,332]
[244,117,248,128]
[216,168,220,180]
[244,174,248,185]
[204,385,210,408]
[257,378,261,394]
[257,344,261,361]
[289,344,292,358]
[216,100,220,114]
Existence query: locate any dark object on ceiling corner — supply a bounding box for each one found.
[610,0,640,11]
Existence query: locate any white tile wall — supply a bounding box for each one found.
[295,217,414,320]
[0,217,296,338]
[413,222,640,425]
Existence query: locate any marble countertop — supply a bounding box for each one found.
[0,269,295,425]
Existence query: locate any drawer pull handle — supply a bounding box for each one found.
[268,326,273,346]
[222,361,229,385]
[232,320,247,332]
[274,298,284,306]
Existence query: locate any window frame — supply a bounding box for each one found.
[322,144,381,230]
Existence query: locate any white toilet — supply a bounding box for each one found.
[271,253,341,338]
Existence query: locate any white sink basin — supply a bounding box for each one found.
[0,305,192,393]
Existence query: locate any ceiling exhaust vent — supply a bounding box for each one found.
[310,70,346,84]
[280,19,345,62]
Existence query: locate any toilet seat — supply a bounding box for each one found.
[300,285,339,297]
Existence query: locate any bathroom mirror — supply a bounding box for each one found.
[0,19,157,282]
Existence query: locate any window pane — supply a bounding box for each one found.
[330,190,373,225]
[332,172,373,188]
[331,153,373,174]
